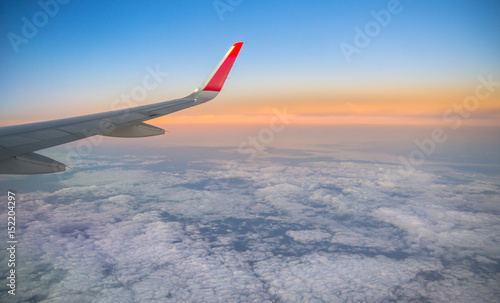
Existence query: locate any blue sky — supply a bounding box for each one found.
[1,0,499,123]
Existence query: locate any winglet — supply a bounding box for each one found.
[195,42,244,93]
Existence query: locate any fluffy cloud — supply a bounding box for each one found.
[1,147,499,302]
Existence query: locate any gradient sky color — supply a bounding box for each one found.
[1,0,499,126]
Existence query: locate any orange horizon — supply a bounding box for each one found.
[2,84,498,127]
[2,110,499,128]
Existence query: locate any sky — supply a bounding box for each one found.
[1,0,499,126]
[1,1,500,302]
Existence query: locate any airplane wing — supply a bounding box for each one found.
[0,42,244,174]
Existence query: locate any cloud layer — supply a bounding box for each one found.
[1,148,499,302]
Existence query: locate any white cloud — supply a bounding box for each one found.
[286,230,331,243]
[1,148,499,302]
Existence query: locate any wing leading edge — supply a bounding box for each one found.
[0,42,244,174]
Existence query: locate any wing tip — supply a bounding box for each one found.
[198,42,244,93]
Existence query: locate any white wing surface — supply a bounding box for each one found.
[0,42,244,174]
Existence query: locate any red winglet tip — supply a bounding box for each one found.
[202,42,244,92]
